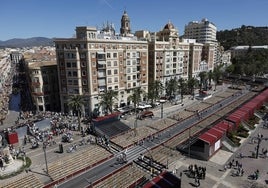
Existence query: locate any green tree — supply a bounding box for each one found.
[68,95,84,132]
[147,80,164,106]
[213,65,223,91]
[198,71,208,91]
[165,78,178,100]
[128,87,144,134]
[178,78,186,103]
[187,77,199,98]
[98,90,118,115]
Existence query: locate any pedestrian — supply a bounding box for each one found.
[0,158,4,170]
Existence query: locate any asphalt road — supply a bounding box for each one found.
[57,89,248,188]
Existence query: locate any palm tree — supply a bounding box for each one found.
[147,80,164,106]
[213,65,223,91]
[198,71,208,91]
[187,77,198,99]
[165,78,178,101]
[208,70,213,87]
[128,87,144,134]
[98,90,118,115]
[68,95,84,132]
[128,87,144,112]
[178,78,186,104]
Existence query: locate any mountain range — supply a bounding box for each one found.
[0,37,54,48]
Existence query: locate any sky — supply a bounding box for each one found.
[1,0,268,41]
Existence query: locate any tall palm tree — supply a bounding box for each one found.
[98,90,118,115]
[165,78,178,100]
[187,77,198,99]
[178,78,186,103]
[208,70,213,87]
[213,65,223,91]
[198,71,208,91]
[68,95,84,132]
[147,80,164,106]
[128,87,144,135]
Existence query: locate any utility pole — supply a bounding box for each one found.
[43,142,48,174]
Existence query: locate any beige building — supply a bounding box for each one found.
[147,22,214,89]
[27,61,60,112]
[148,22,189,86]
[54,11,148,115]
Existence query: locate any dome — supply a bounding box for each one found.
[164,21,175,30]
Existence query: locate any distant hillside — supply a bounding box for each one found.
[0,37,54,48]
[217,25,268,50]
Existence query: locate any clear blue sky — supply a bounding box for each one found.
[1,0,267,41]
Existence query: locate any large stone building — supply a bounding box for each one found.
[27,61,60,112]
[184,18,218,66]
[184,18,217,44]
[54,11,148,115]
[147,22,213,89]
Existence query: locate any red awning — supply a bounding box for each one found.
[199,127,224,145]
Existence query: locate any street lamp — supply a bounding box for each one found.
[160,100,165,119]
[188,128,191,158]
[256,137,262,159]
[43,142,48,174]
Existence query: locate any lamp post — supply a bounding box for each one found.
[43,142,48,174]
[160,100,165,119]
[256,137,262,159]
[188,128,191,158]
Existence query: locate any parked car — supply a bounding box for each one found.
[137,111,154,120]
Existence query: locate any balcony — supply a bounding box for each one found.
[32,92,43,96]
[31,82,40,86]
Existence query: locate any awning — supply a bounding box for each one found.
[199,127,224,145]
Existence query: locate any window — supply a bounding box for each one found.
[107,61,111,67]
[108,78,112,83]
[127,68,131,73]
[82,79,87,85]
[81,62,86,67]
[82,71,86,76]
[73,80,78,85]
[92,62,96,67]
[127,60,131,65]
[73,71,78,77]
[80,53,86,58]
[114,69,118,75]
[113,53,117,58]
[113,61,118,66]
[107,53,111,58]
[67,62,71,68]
[114,77,118,83]
[72,62,77,68]
[127,76,131,80]
[107,70,112,75]
[91,53,95,58]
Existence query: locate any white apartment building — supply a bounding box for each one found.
[54,11,148,115]
[184,18,217,44]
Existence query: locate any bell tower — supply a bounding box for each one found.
[120,10,131,36]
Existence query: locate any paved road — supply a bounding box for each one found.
[58,88,248,188]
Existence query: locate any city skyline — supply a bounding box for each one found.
[1,0,268,41]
